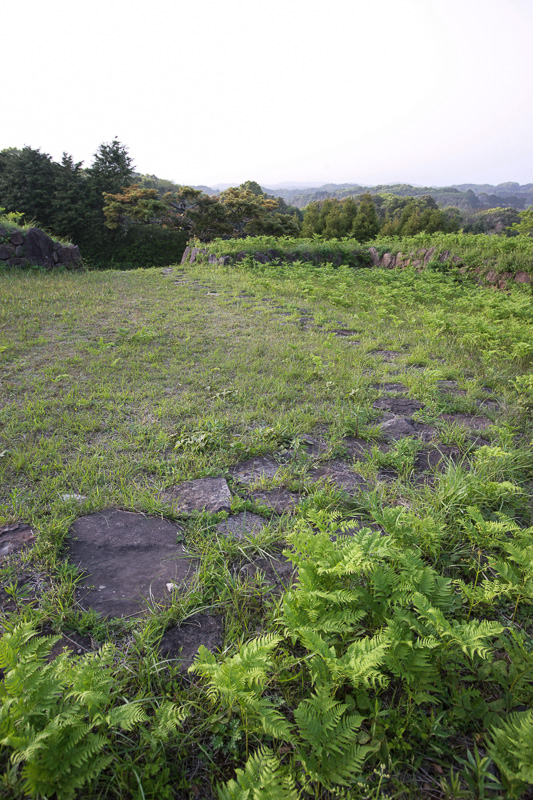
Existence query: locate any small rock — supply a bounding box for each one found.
[0,523,36,561]
[372,382,408,393]
[162,477,231,514]
[379,418,416,439]
[229,456,281,485]
[216,512,266,541]
[515,272,531,284]
[236,552,296,593]
[159,613,223,670]
[309,460,368,493]
[250,489,300,515]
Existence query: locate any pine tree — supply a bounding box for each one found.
[352,193,379,242]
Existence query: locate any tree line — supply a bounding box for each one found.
[1,141,530,268]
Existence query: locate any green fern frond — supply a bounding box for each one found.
[487,710,533,786]
[217,746,300,800]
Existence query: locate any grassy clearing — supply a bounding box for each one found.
[1,255,532,798]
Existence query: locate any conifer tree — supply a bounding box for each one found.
[352,193,379,242]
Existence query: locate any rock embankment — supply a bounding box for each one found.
[0,226,82,269]
[181,244,531,287]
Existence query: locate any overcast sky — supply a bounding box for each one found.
[2,0,532,188]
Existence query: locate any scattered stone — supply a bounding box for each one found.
[374,397,424,415]
[216,512,267,540]
[414,446,463,472]
[236,552,296,592]
[332,329,358,338]
[161,268,173,275]
[372,382,408,393]
[159,613,223,670]
[515,271,531,284]
[250,489,300,514]
[162,477,231,514]
[378,418,416,439]
[439,414,493,431]
[309,460,368,493]
[67,509,197,618]
[343,437,375,460]
[0,523,36,561]
[229,455,281,485]
[411,422,439,442]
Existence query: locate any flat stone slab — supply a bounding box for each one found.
[229,455,281,485]
[162,477,231,514]
[67,509,197,618]
[236,553,296,593]
[250,488,300,515]
[216,512,266,541]
[437,380,467,396]
[0,523,36,561]
[309,460,368,493]
[374,397,424,415]
[343,437,375,460]
[332,329,359,340]
[159,613,223,670]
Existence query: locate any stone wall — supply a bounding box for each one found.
[181,244,531,288]
[0,226,82,269]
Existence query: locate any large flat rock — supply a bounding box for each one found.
[162,477,231,514]
[67,509,197,618]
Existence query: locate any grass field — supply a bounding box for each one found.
[1,254,532,799]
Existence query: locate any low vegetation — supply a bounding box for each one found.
[1,245,532,797]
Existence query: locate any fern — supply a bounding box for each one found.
[217,747,300,800]
[293,684,377,789]
[0,623,187,800]
[190,637,293,744]
[487,710,533,793]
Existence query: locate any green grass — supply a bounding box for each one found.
[1,252,532,798]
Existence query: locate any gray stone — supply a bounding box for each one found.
[250,488,300,514]
[229,455,280,485]
[67,509,197,618]
[0,243,15,259]
[368,246,381,266]
[374,397,424,415]
[0,523,36,561]
[162,477,231,514]
[216,511,266,541]
[10,231,24,246]
[181,246,191,264]
[236,552,296,592]
[309,460,368,493]
[159,613,223,670]
[381,253,395,268]
[23,228,54,266]
[218,256,231,266]
[14,245,23,257]
[0,225,8,238]
[379,418,416,439]
[56,245,82,265]
[6,258,26,267]
[208,254,218,264]
[254,252,270,263]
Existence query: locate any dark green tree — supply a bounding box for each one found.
[0,146,58,229]
[352,193,379,242]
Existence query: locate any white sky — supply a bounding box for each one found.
[2,0,532,188]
